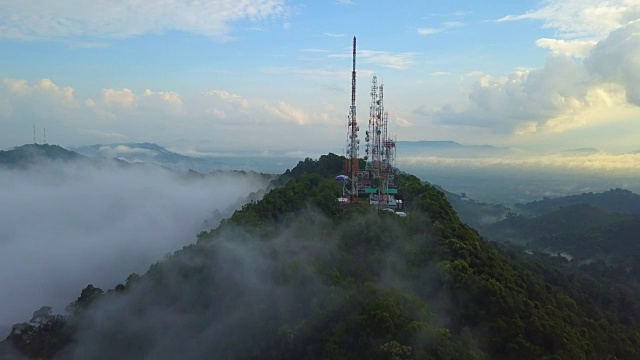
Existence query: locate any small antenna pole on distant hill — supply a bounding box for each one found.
[33,125,36,144]
[43,128,47,144]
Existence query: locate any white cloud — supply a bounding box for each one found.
[498,0,639,39]
[0,77,343,148]
[267,101,309,125]
[499,0,640,56]
[206,90,250,109]
[0,161,268,328]
[417,21,463,36]
[0,78,81,137]
[417,27,442,36]
[324,32,345,38]
[328,49,414,70]
[87,87,185,121]
[395,116,412,127]
[423,17,640,138]
[357,50,414,70]
[78,129,129,142]
[464,71,485,78]
[102,89,136,108]
[0,0,289,41]
[585,21,640,105]
[535,38,597,58]
[5,78,77,107]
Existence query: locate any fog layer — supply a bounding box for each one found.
[0,161,268,330]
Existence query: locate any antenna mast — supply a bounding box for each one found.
[365,76,396,208]
[344,36,359,200]
[33,125,36,144]
[43,128,47,144]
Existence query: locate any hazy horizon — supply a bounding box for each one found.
[1,1,640,156]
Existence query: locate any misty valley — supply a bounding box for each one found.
[1,144,640,359]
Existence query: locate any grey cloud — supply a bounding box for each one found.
[64,211,341,359]
[426,55,590,132]
[585,21,640,105]
[0,160,268,332]
[428,21,640,133]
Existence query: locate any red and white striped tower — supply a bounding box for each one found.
[344,36,359,200]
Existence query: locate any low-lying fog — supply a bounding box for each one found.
[398,151,640,205]
[0,161,269,333]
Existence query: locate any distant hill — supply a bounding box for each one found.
[515,188,640,215]
[72,142,193,164]
[0,144,84,168]
[73,143,297,173]
[435,185,511,228]
[484,202,640,268]
[485,203,626,245]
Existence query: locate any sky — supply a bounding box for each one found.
[0,0,639,153]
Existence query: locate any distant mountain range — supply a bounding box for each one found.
[0,142,306,174]
[72,143,298,173]
[514,188,640,215]
[72,142,195,165]
[479,187,640,269]
[485,203,640,265]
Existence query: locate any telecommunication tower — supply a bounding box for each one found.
[364,76,396,208]
[344,36,359,200]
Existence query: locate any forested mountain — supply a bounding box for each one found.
[435,186,510,229]
[0,144,84,168]
[515,188,640,215]
[3,155,640,359]
[486,203,640,266]
[485,204,625,244]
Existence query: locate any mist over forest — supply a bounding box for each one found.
[2,148,640,359]
[396,146,640,204]
[0,159,269,332]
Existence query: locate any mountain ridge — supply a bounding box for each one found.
[3,153,640,359]
[0,144,85,168]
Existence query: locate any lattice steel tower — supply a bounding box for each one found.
[344,36,359,200]
[364,76,396,207]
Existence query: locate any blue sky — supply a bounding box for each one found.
[1,0,639,155]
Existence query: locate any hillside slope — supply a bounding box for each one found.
[3,155,640,359]
[515,188,640,215]
[0,144,84,168]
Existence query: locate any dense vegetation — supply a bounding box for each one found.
[3,154,640,359]
[0,144,84,168]
[514,188,640,216]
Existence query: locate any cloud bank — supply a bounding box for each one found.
[0,0,289,41]
[398,151,640,175]
[0,160,268,331]
[423,6,640,138]
[0,79,340,149]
